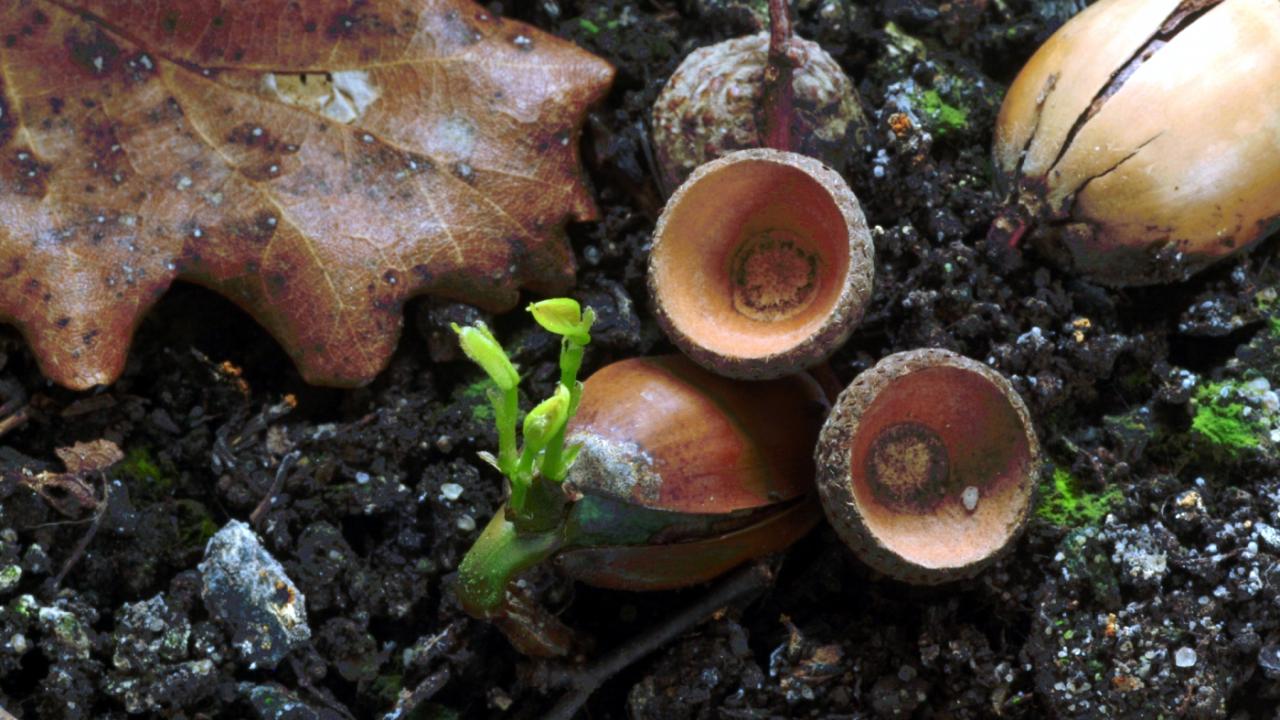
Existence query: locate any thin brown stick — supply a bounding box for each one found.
[761,0,801,152]
[543,562,776,720]
[384,668,451,719]
[51,475,109,588]
[0,406,28,438]
[250,450,300,528]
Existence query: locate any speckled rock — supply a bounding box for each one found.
[199,520,310,669]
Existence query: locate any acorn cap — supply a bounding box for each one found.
[815,349,1041,584]
[648,149,874,380]
[651,32,869,192]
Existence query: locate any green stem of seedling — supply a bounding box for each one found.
[541,338,586,482]
[455,508,563,619]
[493,385,520,485]
[453,299,595,653]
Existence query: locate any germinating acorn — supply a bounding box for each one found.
[554,354,829,589]
[992,0,1280,285]
[649,149,874,380]
[815,349,1041,584]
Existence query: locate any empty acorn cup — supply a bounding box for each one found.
[814,349,1041,584]
[648,148,874,380]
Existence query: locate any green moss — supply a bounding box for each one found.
[917,89,969,135]
[13,594,37,618]
[0,565,20,592]
[1191,381,1262,453]
[460,381,495,422]
[175,499,218,550]
[119,447,172,492]
[1191,402,1258,450]
[1037,468,1121,527]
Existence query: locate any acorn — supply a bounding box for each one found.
[814,349,1041,584]
[648,149,874,380]
[652,30,869,193]
[554,354,829,589]
[992,0,1280,285]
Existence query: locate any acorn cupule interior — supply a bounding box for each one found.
[848,366,1033,569]
[652,158,850,359]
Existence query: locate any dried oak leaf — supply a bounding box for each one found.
[23,438,123,515]
[0,0,613,388]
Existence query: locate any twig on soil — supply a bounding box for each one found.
[0,379,29,438]
[212,396,296,471]
[51,475,109,589]
[383,668,451,719]
[250,450,301,528]
[761,0,801,153]
[381,622,463,718]
[542,562,777,720]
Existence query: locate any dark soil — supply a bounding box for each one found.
[2,0,1279,718]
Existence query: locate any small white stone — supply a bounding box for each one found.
[1174,647,1197,668]
[961,486,979,512]
[355,471,370,485]
[1261,390,1279,412]
[456,515,476,532]
[440,483,464,501]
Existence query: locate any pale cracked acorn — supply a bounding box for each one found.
[652,32,869,193]
[993,0,1280,286]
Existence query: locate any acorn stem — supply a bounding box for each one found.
[988,198,1035,250]
[762,0,799,153]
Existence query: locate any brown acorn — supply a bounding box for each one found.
[814,349,1041,584]
[555,354,830,589]
[648,149,874,380]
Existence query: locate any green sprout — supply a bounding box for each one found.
[452,299,595,655]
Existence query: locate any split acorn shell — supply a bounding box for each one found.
[815,349,1041,584]
[555,354,829,590]
[649,149,874,380]
[993,0,1280,285]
